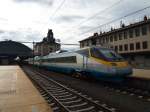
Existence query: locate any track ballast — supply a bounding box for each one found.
[23,66,117,112]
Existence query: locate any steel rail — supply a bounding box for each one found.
[24,70,71,112]
[25,67,117,112]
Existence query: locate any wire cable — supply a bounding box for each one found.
[61,0,124,34]
[79,5,150,35]
[51,0,66,18]
[76,0,123,27]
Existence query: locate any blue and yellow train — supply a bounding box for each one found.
[28,46,132,82]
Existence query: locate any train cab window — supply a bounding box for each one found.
[90,47,124,61]
[76,49,89,57]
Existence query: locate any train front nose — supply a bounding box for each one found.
[115,66,133,76]
[107,66,133,76]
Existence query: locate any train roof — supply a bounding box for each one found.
[33,46,113,59]
[77,46,113,51]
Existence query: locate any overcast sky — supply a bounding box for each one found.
[0,0,150,49]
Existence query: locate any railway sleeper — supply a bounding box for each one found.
[65,102,88,108]
[62,99,82,104]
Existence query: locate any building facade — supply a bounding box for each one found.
[79,16,150,68]
[34,29,60,56]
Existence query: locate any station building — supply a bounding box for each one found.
[34,29,60,56]
[0,40,32,64]
[79,16,150,68]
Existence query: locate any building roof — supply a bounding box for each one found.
[0,41,32,58]
[79,18,150,42]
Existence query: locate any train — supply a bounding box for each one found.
[27,46,133,82]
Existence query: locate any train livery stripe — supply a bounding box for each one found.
[89,57,128,68]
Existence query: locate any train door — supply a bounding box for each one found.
[83,56,88,69]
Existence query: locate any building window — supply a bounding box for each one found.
[130,43,134,50]
[119,33,122,40]
[110,36,113,42]
[124,44,128,51]
[114,34,117,41]
[142,25,147,35]
[124,31,127,39]
[115,46,118,52]
[81,43,84,48]
[110,46,113,49]
[102,38,105,43]
[106,37,109,43]
[96,39,99,44]
[129,29,133,38]
[99,38,102,44]
[136,42,140,50]
[86,41,89,46]
[119,45,123,51]
[142,41,148,49]
[91,38,96,45]
[135,28,140,37]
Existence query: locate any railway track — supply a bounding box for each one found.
[34,66,150,102]
[99,81,150,102]
[23,66,118,112]
[36,68,150,103]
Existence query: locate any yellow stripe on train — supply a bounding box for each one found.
[90,57,128,68]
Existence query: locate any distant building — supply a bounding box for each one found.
[79,16,150,68]
[34,29,60,56]
[0,40,32,64]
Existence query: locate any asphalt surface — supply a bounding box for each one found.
[30,66,150,112]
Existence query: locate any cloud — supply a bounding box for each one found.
[0,30,42,43]
[0,17,8,21]
[0,30,5,34]
[1,0,149,50]
[55,15,85,23]
[13,0,54,6]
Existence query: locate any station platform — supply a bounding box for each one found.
[130,69,150,79]
[0,65,52,112]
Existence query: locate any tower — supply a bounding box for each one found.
[47,29,55,43]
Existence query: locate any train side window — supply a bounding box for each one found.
[47,56,77,63]
[76,49,89,57]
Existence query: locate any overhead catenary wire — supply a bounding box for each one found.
[62,0,124,34]
[15,41,79,46]
[27,0,66,47]
[79,5,150,36]
[38,0,66,34]
[75,0,123,27]
[51,0,66,18]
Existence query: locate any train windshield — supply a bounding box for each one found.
[91,47,124,61]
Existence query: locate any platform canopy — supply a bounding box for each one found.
[0,40,32,59]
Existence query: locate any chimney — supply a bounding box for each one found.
[144,15,147,21]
